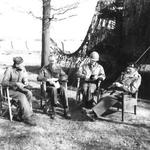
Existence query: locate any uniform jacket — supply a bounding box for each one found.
[2,66,28,89]
[77,62,106,81]
[118,70,142,94]
[37,64,68,82]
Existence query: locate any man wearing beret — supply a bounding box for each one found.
[37,55,71,119]
[2,57,36,126]
[82,64,142,121]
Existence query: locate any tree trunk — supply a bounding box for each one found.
[41,0,51,67]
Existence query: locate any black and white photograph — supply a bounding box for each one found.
[0,0,150,149]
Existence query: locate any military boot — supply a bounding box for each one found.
[64,108,71,119]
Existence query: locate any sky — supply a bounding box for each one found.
[0,0,98,52]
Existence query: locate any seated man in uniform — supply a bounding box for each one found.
[37,55,71,119]
[83,64,142,121]
[77,51,106,107]
[2,57,36,126]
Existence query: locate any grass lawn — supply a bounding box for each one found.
[0,51,150,150]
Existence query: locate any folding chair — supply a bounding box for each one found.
[0,84,13,121]
[40,81,68,114]
[76,78,102,106]
[116,91,138,122]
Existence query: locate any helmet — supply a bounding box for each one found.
[48,55,56,63]
[90,51,99,61]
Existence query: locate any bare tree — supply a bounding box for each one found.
[0,0,79,66]
[41,0,51,66]
[26,1,79,66]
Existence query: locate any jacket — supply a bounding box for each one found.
[77,62,106,81]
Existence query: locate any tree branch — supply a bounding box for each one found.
[52,2,79,16]
[27,11,42,20]
[53,14,77,21]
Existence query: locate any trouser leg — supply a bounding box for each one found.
[92,95,118,118]
[47,86,58,106]
[59,86,68,109]
[82,83,88,105]
[9,90,33,120]
[46,86,58,118]
[58,86,71,119]
[18,88,33,109]
[82,83,96,106]
[88,83,97,102]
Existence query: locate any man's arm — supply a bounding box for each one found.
[37,68,47,82]
[122,75,142,93]
[114,74,142,94]
[2,68,16,88]
[76,65,90,80]
[98,65,106,81]
[22,67,29,85]
[59,67,68,82]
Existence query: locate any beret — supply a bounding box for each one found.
[13,57,23,65]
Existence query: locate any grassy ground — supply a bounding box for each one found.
[0,52,150,150]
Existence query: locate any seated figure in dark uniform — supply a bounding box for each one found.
[37,55,71,119]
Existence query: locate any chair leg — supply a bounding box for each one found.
[8,98,13,121]
[6,88,13,121]
[134,105,136,115]
[0,99,2,115]
[40,99,43,108]
[122,100,124,122]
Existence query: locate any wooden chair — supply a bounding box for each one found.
[117,91,138,122]
[76,78,102,106]
[0,85,13,121]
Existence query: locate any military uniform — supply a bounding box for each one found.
[2,63,34,123]
[77,62,106,106]
[37,64,70,119]
[92,69,141,118]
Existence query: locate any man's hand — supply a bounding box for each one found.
[16,82,25,89]
[113,82,123,88]
[47,78,58,84]
[85,75,90,80]
[90,75,98,80]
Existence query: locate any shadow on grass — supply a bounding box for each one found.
[95,112,150,130]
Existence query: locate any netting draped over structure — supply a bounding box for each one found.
[52,0,124,87]
[51,0,150,87]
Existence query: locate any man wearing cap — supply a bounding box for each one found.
[37,55,71,119]
[2,57,36,126]
[83,64,142,120]
[77,51,106,107]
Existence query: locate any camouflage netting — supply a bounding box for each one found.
[53,0,150,90]
[122,0,150,64]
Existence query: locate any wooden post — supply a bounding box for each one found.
[41,0,51,67]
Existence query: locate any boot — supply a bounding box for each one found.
[64,108,71,119]
[50,106,56,119]
[23,116,36,126]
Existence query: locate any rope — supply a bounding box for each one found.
[135,46,150,64]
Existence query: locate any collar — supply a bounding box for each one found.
[89,62,97,68]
